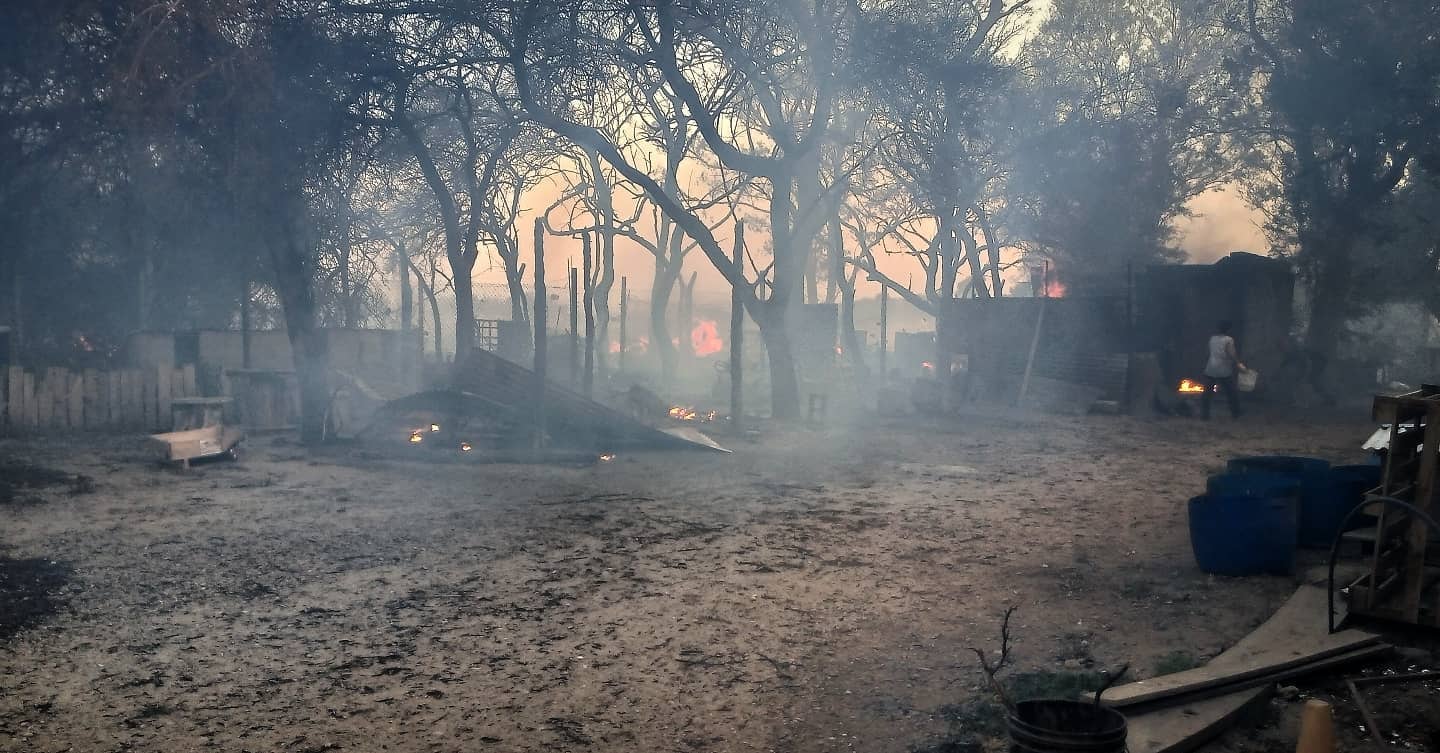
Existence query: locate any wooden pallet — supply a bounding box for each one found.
[1347,385,1440,626]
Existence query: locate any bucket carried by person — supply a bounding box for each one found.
[1237,368,1259,392]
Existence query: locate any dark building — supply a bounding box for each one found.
[1135,252,1294,387]
[932,252,1295,406]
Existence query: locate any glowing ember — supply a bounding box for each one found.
[691,320,724,357]
[409,431,424,444]
[920,361,935,372]
[429,423,441,432]
[1046,277,1067,298]
[460,441,473,452]
[599,453,616,462]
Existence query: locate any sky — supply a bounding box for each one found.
[462,0,1273,310]
[468,179,1272,311]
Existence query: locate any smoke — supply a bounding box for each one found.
[1173,187,1268,263]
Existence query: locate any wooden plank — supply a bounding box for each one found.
[122,369,138,428]
[5,366,22,429]
[67,371,83,429]
[1113,644,1390,713]
[51,368,66,428]
[156,367,172,432]
[105,371,119,428]
[36,370,53,427]
[131,369,144,428]
[1101,586,1381,708]
[1126,686,1271,753]
[118,370,131,428]
[112,370,125,428]
[82,370,98,429]
[23,371,37,427]
[141,367,157,431]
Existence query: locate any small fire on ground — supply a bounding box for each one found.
[668,405,719,422]
[1177,379,1217,394]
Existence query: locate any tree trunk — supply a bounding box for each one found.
[730,222,745,433]
[651,258,680,386]
[425,266,443,359]
[453,273,475,362]
[583,233,595,398]
[505,253,528,328]
[757,311,800,420]
[9,252,22,357]
[339,220,355,328]
[266,221,328,445]
[678,272,696,365]
[585,149,615,381]
[397,241,412,333]
[1304,236,1354,362]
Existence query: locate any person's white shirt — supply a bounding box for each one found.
[1205,335,1236,378]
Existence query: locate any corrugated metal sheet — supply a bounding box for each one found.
[453,348,725,451]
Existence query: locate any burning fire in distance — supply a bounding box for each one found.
[691,320,724,357]
[668,406,719,422]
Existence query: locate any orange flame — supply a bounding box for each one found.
[668,406,719,422]
[691,320,724,357]
[1178,379,1217,394]
[1046,278,1067,298]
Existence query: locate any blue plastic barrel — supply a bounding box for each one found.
[1226,456,1334,548]
[1189,472,1300,576]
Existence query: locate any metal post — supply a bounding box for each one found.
[532,219,547,450]
[730,221,745,434]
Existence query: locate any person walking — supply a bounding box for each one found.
[1202,321,1246,420]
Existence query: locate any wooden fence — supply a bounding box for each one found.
[2,365,198,433]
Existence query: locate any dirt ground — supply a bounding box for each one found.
[0,410,1426,753]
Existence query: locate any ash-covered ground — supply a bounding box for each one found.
[0,412,1388,752]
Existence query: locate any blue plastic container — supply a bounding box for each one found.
[1189,472,1300,576]
[1226,456,1334,548]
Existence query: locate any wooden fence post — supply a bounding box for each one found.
[5,367,22,429]
[24,370,37,427]
[156,367,172,431]
[66,371,83,428]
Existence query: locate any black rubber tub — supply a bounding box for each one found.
[1008,699,1127,753]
